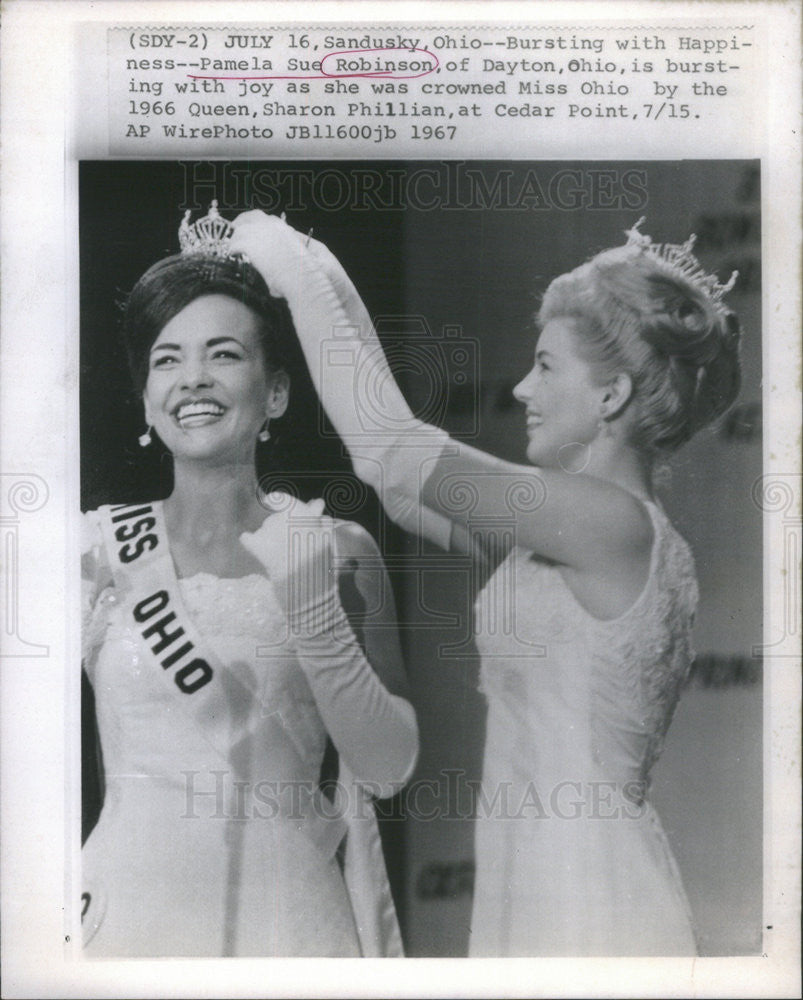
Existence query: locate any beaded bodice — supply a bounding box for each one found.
[82,513,326,786]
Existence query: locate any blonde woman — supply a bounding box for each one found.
[231,213,741,956]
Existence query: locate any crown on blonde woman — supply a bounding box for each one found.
[623,217,738,309]
[178,200,237,258]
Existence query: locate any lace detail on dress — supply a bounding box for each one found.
[624,509,698,776]
[82,511,116,667]
[474,500,699,790]
[584,503,698,783]
[178,571,287,643]
[470,500,699,955]
[81,516,327,772]
[177,572,326,771]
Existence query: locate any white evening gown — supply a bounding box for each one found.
[470,499,698,956]
[81,509,398,957]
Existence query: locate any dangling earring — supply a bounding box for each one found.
[258,419,271,443]
[138,425,153,447]
[597,413,614,439]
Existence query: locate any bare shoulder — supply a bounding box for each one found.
[558,494,656,618]
[525,468,655,569]
[81,508,104,551]
[81,508,114,589]
[584,483,655,566]
[610,489,655,555]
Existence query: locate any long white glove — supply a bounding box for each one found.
[240,498,418,798]
[230,212,454,548]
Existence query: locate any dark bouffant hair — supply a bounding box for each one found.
[122,253,295,393]
[538,243,742,453]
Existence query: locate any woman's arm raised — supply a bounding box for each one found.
[420,444,654,570]
[230,212,454,551]
[230,213,650,573]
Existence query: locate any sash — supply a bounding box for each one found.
[340,764,404,958]
[99,500,400,955]
[99,501,244,762]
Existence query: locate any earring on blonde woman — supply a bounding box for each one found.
[258,419,271,443]
[138,426,153,447]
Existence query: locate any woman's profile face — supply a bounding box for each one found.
[143,294,286,464]
[513,317,606,470]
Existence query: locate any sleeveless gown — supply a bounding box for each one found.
[81,510,395,957]
[470,500,699,956]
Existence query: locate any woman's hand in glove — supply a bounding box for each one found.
[240,496,337,633]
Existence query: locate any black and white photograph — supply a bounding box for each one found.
[1,3,800,998]
[79,159,762,959]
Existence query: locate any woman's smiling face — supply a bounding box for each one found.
[513,317,606,470]
[143,294,282,464]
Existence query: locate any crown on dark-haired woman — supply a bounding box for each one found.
[624,217,738,309]
[178,200,237,258]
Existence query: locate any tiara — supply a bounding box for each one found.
[178,200,237,258]
[624,217,738,307]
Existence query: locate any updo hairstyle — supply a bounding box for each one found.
[123,254,295,394]
[538,244,742,453]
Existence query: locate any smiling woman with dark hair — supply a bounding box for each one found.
[80,204,417,957]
